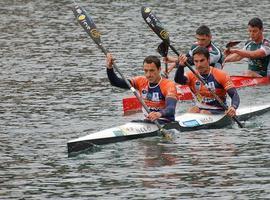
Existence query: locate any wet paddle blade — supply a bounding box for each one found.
[141,6,170,45]
[157,41,169,57]
[157,41,169,77]
[159,128,180,141]
[72,5,103,49]
[226,41,241,48]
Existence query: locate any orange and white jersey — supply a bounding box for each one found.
[130,76,177,111]
[186,67,234,109]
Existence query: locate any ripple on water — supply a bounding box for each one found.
[1,0,270,199]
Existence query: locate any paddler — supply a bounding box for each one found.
[224,17,270,77]
[106,54,178,123]
[163,25,224,75]
[175,46,240,117]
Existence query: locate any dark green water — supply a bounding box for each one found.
[0,0,270,199]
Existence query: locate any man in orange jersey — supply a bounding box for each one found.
[106,53,177,122]
[175,46,239,117]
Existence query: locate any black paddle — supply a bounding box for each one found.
[72,4,174,139]
[141,6,243,128]
[226,41,241,48]
[157,42,169,78]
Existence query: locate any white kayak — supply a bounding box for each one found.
[67,104,270,154]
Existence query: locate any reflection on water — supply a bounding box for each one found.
[0,0,270,199]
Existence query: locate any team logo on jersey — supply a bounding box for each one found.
[207,81,216,91]
[142,89,147,99]
[195,81,201,91]
[152,92,160,101]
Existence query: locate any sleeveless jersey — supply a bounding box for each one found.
[188,42,224,69]
[130,76,177,119]
[186,67,234,109]
[244,39,270,76]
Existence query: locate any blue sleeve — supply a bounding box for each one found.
[174,62,188,84]
[160,97,177,118]
[227,88,240,109]
[107,68,130,89]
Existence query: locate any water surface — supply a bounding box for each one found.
[0,0,270,199]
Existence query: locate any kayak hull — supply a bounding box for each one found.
[67,104,270,155]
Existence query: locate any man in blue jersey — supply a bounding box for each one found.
[165,25,224,73]
[224,17,270,77]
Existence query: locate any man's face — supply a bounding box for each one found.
[248,25,263,42]
[195,34,212,47]
[193,53,210,75]
[143,62,161,84]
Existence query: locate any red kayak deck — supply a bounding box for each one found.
[122,76,270,113]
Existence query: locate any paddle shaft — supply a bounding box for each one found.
[73,5,165,132]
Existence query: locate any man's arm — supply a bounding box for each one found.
[106,68,129,89]
[229,48,266,59]
[106,53,129,89]
[174,63,188,84]
[224,48,267,64]
[227,88,240,109]
[225,87,240,117]
[223,52,243,63]
[146,97,177,121]
[160,97,177,118]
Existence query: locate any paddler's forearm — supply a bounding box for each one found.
[227,88,240,109]
[224,53,243,63]
[230,49,266,59]
[160,97,177,118]
[106,68,130,89]
[174,63,188,84]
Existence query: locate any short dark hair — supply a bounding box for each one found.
[193,46,210,59]
[196,25,211,36]
[248,17,263,29]
[143,55,161,69]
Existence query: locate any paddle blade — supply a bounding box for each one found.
[141,6,170,44]
[157,41,169,57]
[158,127,181,142]
[226,41,241,48]
[72,5,102,46]
[159,129,173,140]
